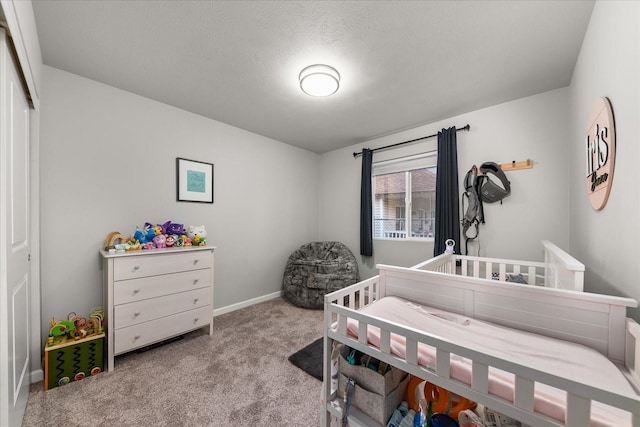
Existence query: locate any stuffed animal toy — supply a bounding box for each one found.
[165,235,176,247]
[128,240,142,251]
[143,223,156,242]
[166,222,185,236]
[153,234,166,248]
[133,228,147,244]
[160,220,172,234]
[187,225,207,246]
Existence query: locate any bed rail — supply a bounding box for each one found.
[323,275,383,333]
[380,264,634,361]
[627,319,640,391]
[410,240,583,291]
[325,300,640,427]
[542,240,584,291]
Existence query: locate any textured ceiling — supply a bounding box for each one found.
[32,1,595,154]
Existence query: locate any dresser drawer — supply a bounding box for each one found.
[114,287,211,329]
[114,269,210,305]
[113,250,213,281]
[114,306,211,355]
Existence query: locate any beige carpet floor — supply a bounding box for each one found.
[23,297,324,426]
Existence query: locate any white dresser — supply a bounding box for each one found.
[100,246,214,371]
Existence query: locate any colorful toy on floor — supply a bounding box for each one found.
[406,376,476,420]
[48,308,104,344]
[49,319,75,337]
[44,332,104,390]
[44,308,105,390]
[458,409,483,427]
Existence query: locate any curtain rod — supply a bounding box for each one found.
[353,124,470,158]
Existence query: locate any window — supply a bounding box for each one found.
[372,153,437,240]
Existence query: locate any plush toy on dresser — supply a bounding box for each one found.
[153,234,167,248]
[105,221,206,252]
[187,225,207,246]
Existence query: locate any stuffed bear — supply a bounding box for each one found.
[187,225,207,246]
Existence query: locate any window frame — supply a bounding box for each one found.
[372,152,437,242]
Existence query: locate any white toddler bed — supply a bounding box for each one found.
[412,240,585,291]
[321,243,639,427]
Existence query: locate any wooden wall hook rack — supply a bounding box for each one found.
[499,159,533,171]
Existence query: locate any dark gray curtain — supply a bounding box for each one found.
[434,127,460,256]
[360,149,373,256]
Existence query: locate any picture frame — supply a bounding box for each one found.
[176,157,214,203]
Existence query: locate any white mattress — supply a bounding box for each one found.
[344,296,636,427]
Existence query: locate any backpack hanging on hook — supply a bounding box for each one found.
[478,162,511,204]
[461,162,511,254]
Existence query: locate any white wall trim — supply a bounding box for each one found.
[29,368,43,384]
[213,291,282,317]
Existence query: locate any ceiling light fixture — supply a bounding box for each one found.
[299,64,340,97]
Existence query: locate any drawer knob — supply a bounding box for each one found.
[134,335,140,340]
[194,318,199,323]
[193,260,199,265]
[193,298,199,304]
[193,279,199,285]
[134,312,140,317]
[133,289,140,294]
[133,265,140,271]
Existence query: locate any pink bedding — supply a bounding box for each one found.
[344,296,636,427]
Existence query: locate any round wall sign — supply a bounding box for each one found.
[585,97,615,210]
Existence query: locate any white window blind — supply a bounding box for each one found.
[372,152,437,176]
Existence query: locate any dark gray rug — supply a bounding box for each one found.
[288,337,323,381]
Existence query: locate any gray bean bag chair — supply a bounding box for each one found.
[283,241,359,309]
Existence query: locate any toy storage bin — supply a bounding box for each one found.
[44,333,104,390]
[337,347,409,425]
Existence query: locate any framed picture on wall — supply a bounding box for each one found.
[176,157,214,203]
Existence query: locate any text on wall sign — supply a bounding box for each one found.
[585,97,615,210]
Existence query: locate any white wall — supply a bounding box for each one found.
[568,0,640,320]
[320,87,571,280]
[39,66,319,342]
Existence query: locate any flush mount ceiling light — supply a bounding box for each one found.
[299,64,340,97]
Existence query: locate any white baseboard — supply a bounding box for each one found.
[30,368,44,384]
[213,291,283,317]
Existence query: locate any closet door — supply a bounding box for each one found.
[0,27,31,427]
